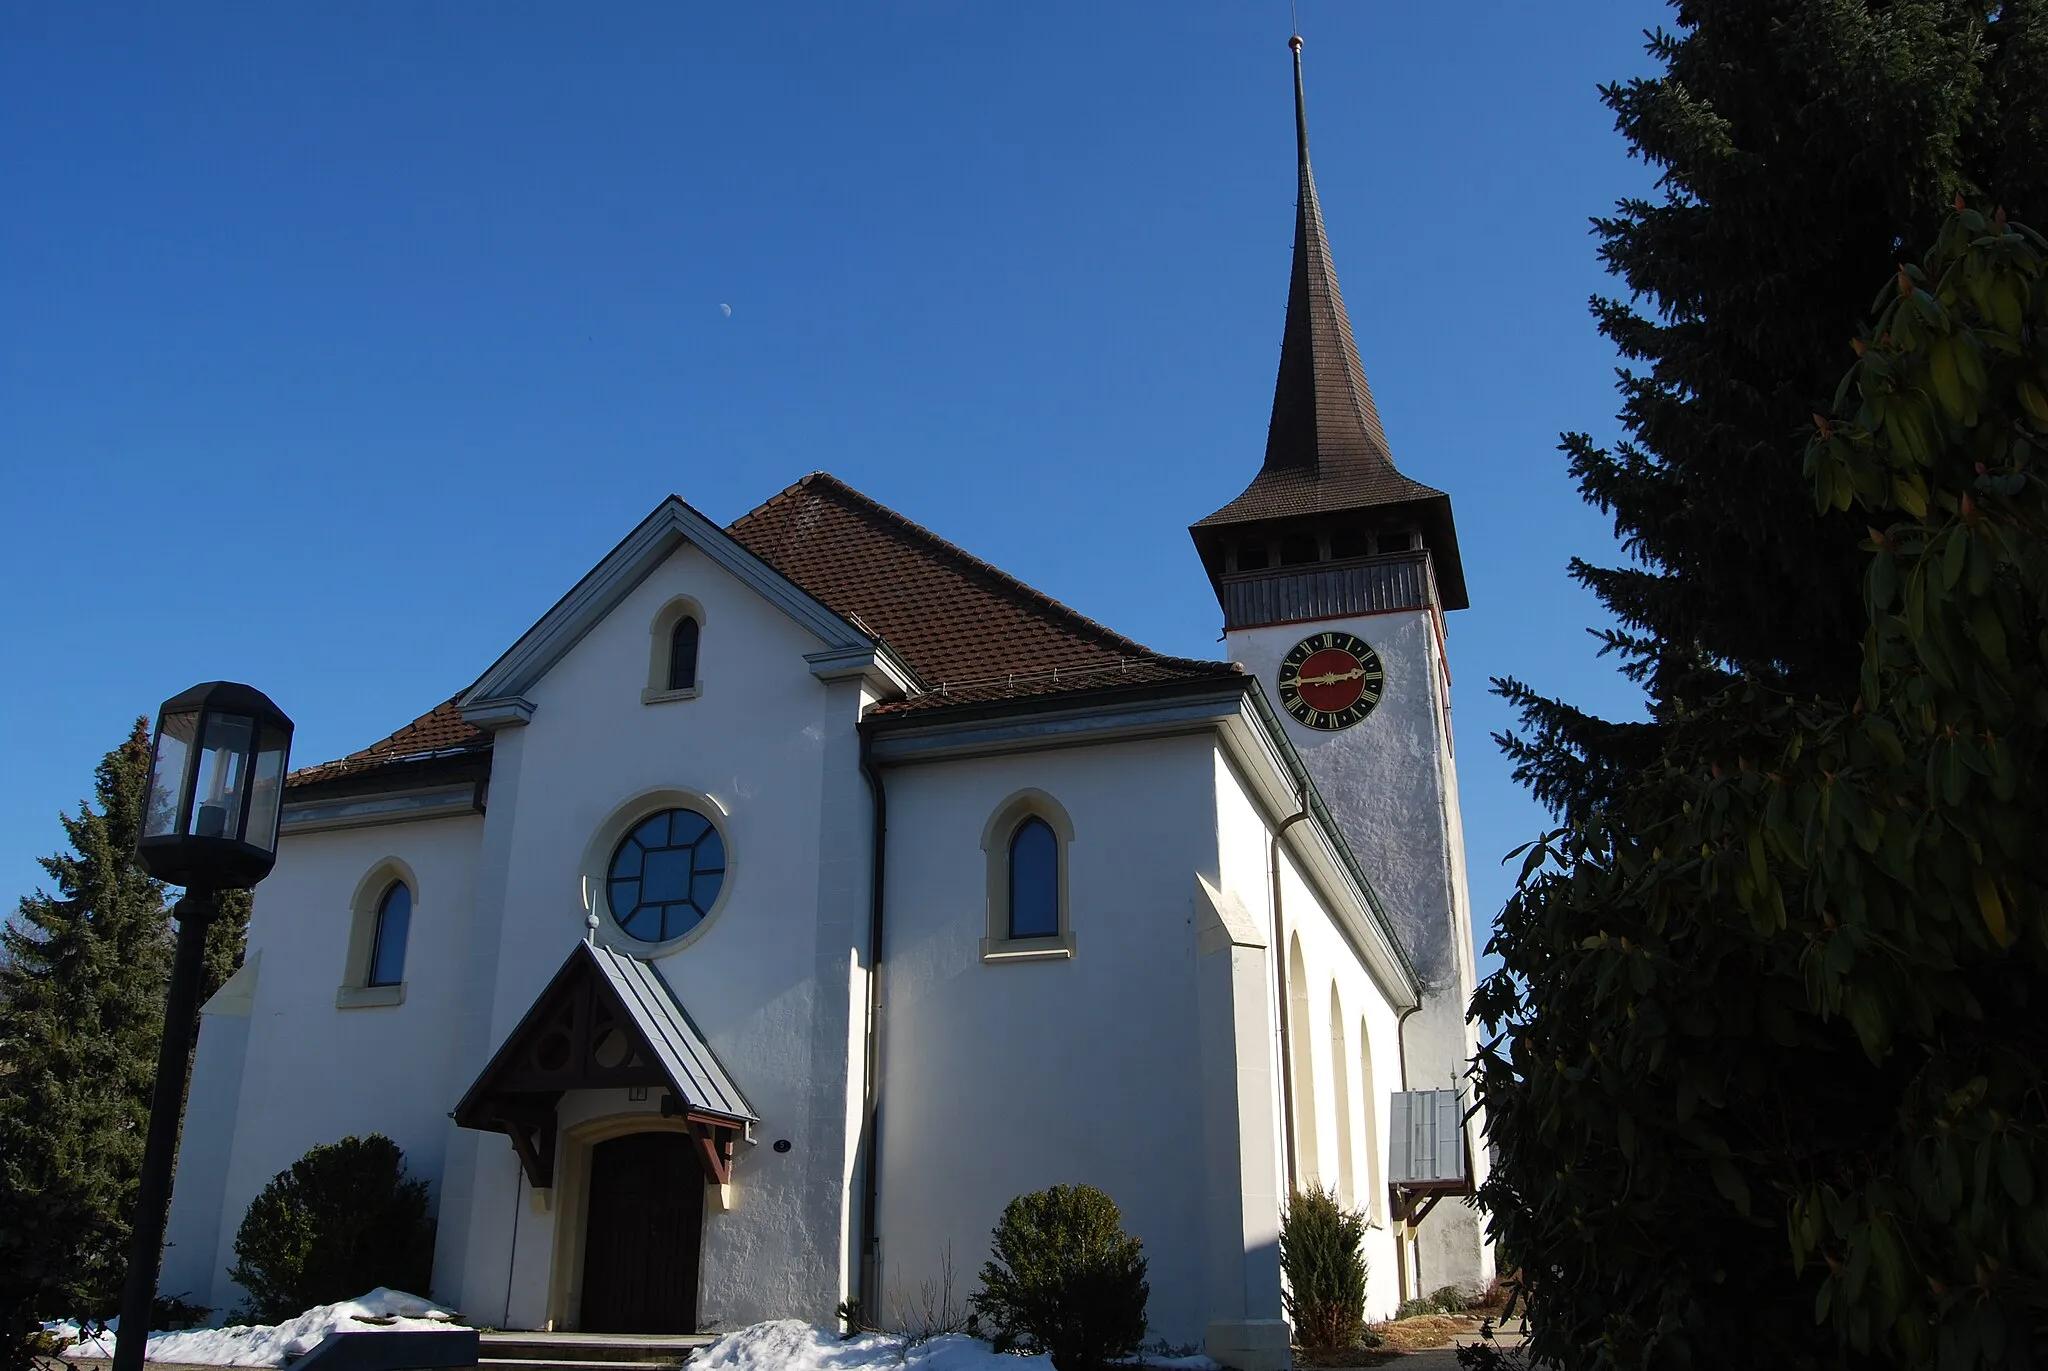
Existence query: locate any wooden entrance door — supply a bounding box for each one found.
[579,1132,704,1332]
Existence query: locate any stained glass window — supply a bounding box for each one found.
[1008,817,1059,939]
[608,808,727,943]
[369,882,411,986]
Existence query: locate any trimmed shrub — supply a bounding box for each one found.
[1394,1297,1437,1321]
[228,1135,435,1323]
[1278,1185,1367,1351]
[970,1184,1148,1371]
[1427,1285,1469,1315]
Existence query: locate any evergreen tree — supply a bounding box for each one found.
[1497,0,2048,815]
[1475,199,2048,1366]
[0,722,172,1362]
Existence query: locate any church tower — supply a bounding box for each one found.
[1191,36,1488,1290]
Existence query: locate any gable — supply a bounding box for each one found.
[458,495,917,730]
[290,473,1237,786]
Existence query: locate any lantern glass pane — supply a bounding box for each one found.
[187,713,255,841]
[243,722,289,855]
[144,711,200,839]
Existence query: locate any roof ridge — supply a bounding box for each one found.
[733,472,1229,673]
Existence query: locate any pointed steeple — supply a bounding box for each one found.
[1191,35,1467,613]
[1263,33,1397,478]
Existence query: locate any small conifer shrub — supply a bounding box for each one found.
[1279,1185,1367,1351]
[970,1184,1148,1371]
[228,1135,435,1323]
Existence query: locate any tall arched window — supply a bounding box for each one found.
[1008,818,1059,939]
[667,616,699,692]
[1360,1016,1384,1221]
[1330,983,1355,1206]
[368,881,411,987]
[1288,935,1319,1185]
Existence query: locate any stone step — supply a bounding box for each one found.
[483,1352,692,1360]
[478,1333,713,1368]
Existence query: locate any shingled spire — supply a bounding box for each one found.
[1192,35,1467,613]
[1263,33,1397,477]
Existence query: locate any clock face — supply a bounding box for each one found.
[1277,631,1384,731]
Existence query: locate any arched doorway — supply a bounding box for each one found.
[577,1131,704,1332]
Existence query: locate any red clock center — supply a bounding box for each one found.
[1295,648,1365,712]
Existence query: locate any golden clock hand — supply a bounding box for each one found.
[1297,668,1365,687]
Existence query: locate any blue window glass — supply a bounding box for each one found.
[668,617,700,691]
[1008,817,1059,939]
[368,882,411,987]
[608,807,726,942]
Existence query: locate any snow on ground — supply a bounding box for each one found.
[47,1289,459,1366]
[51,1303,1217,1371]
[696,1321,1053,1371]
[694,1322,1216,1371]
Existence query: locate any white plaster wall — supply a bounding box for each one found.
[161,1007,252,1308]
[1214,749,1409,1320]
[452,541,867,1328]
[1228,608,1490,1294]
[874,735,1222,1348]
[195,810,485,1314]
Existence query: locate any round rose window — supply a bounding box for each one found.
[606,808,727,942]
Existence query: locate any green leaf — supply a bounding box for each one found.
[1710,1158,1751,1215]
[1999,1136,2033,1205]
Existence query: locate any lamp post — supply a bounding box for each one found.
[116,683,292,1371]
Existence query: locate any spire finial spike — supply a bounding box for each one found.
[1289,33,1309,171]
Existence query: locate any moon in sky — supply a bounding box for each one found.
[719,303,732,317]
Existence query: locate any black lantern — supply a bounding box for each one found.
[136,681,293,892]
[116,682,292,1371]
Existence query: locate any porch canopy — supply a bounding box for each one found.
[453,940,755,1189]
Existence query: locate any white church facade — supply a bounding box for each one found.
[159,40,1490,1366]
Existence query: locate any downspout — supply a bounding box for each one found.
[1392,1002,1425,1304]
[855,726,889,1324]
[1271,781,1311,1197]
[1395,1004,1423,1091]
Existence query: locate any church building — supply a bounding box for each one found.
[160,39,1490,1366]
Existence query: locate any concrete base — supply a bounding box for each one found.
[1205,1319,1292,1371]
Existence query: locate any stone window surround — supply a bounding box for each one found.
[643,595,706,705]
[580,786,736,959]
[336,857,417,1009]
[979,788,1076,963]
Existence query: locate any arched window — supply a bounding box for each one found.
[645,597,706,704]
[1008,818,1059,939]
[1360,1016,1384,1221]
[339,859,418,1008]
[368,881,412,987]
[980,790,1075,962]
[667,617,699,692]
[1330,983,1355,1207]
[1288,935,1319,1184]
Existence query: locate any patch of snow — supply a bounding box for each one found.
[694,1321,1053,1371]
[47,1289,460,1366]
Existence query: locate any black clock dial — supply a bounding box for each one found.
[1275,631,1384,731]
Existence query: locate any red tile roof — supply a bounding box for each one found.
[290,475,1236,786]
[727,473,1236,712]
[289,695,487,786]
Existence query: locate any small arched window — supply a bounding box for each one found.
[667,617,700,692]
[1007,818,1059,939]
[368,882,411,987]
[645,597,706,704]
[981,790,1075,962]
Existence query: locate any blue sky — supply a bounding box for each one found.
[1,2,1662,961]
